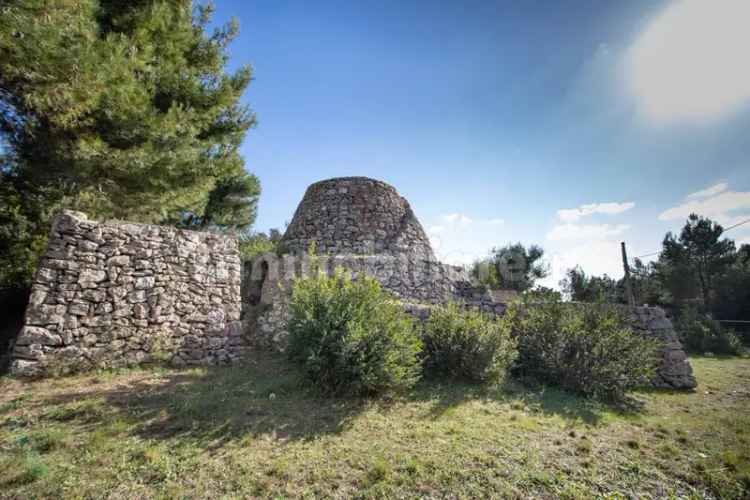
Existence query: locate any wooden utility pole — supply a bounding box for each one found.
[621,241,635,308]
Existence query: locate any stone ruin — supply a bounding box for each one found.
[9,211,247,377]
[9,176,697,389]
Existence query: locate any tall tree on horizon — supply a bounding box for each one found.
[659,214,736,307]
[472,243,549,292]
[0,1,258,287]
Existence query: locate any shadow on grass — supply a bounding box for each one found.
[408,376,612,425]
[31,351,653,450]
[34,352,368,450]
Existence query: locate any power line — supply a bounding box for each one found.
[723,217,750,232]
[633,217,750,260]
[634,251,659,259]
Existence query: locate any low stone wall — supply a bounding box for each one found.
[393,303,695,389]
[10,211,247,376]
[629,306,696,389]
[11,210,696,391]
[243,252,500,349]
[244,255,696,390]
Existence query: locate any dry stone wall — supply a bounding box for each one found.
[10,211,247,376]
[281,177,436,261]
[244,254,695,389]
[10,177,696,391]
[243,252,505,350]
[629,306,696,389]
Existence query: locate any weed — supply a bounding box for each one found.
[624,439,640,450]
[365,457,392,485]
[2,453,49,486]
[30,428,67,453]
[576,440,592,455]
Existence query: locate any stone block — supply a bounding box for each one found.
[16,326,62,346]
[79,269,107,288]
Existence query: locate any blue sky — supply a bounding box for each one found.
[213,0,750,288]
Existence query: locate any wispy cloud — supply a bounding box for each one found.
[557,202,635,222]
[540,202,634,289]
[658,186,750,223]
[546,223,630,242]
[442,213,473,224]
[430,213,507,266]
[538,241,625,290]
[687,182,728,199]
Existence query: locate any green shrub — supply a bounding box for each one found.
[422,303,517,383]
[509,301,658,401]
[287,268,422,396]
[675,306,743,355]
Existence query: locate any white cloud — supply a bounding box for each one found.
[628,0,750,123]
[538,241,625,290]
[442,213,473,224]
[557,202,635,222]
[687,182,728,199]
[540,204,634,289]
[658,190,750,222]
[546,223,630,242]
[429,213,508,266]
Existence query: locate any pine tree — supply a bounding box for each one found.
[0,1,258,287]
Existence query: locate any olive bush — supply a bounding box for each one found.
[509,301,658,401]
[287,268,422,396]
[422,303,517,384]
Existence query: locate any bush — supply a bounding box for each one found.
[509,301,658,401]
[675,306,743,355]
[287,268,422,396]
[422,303,517,383]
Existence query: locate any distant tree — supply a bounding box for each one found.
[471,258,501,289]
[0,1,257,287]
[711,244,750,322]
[472,243,549,292]
[238,227,286,259]
[523,286,562,302]
[659,214,735,307]
[628,258,667,306]
[560,266,622,303]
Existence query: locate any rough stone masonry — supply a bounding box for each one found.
[10,177,696,390]
[10,211,247,376]
[247,176,696,390]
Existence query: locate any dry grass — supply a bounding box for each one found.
[1,354,748,499]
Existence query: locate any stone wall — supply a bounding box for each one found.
[243,252,504,349]
[10,211,247,376]
[629,306,696,389]
[10,177,696,391]
[281,177,436,261]
[243,254,696,389]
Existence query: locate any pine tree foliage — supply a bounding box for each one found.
[0,1,258,287]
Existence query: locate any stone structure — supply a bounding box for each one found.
[9,177,696,390]
[245,177,695,389]
[244,252,506,349]
[630,306,696,389]
[244,253,696,390]
[281,177,436,261]
[10,211,246,376]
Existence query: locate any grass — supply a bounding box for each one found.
[1,354,749,499]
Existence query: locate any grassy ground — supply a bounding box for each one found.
[1,355,748,499]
